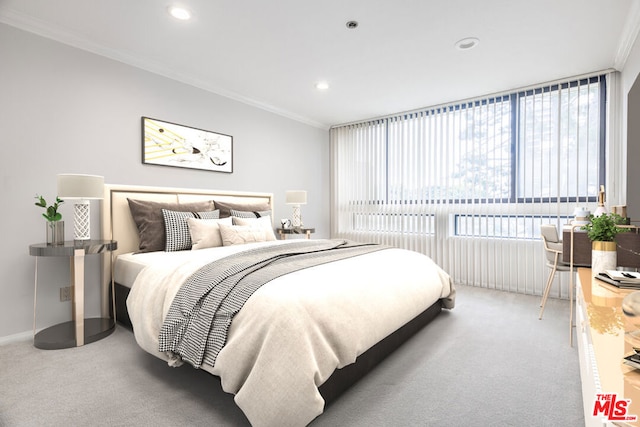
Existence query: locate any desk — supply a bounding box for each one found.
[564,227,640,346]
[29,240,117,349]
[577,268,640,426]
[563,230,640,267]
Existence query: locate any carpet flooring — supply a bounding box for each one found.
[0,284,584,427]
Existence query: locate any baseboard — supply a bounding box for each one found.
[0,330,33,346]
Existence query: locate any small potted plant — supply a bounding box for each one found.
[35,195,65,245]
[582,212,628,274]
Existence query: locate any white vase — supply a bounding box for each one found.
[591,241,617,276]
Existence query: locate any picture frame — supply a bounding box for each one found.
[142,117,233,173]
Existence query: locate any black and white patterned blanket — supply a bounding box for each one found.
[158,239,386,368]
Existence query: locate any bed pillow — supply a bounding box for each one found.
[187,217,233,250]
[229,209,272,218]
[127,199,215,252]
[162,209,220,252]
[219,224,271,246]
[214,200,271,218]
[232,216,276,241]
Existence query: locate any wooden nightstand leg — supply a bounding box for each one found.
[71,248,85,346]
[305,230,311,239]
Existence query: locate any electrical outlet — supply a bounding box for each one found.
[60,286,72,302]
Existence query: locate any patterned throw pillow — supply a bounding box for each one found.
[162,209,220,251]
[229,209,272,218]
[214,200,271,218]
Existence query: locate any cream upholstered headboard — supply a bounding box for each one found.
[99,184,274,314]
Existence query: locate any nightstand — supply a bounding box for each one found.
[29,240,117,349]
[277,227,315,239]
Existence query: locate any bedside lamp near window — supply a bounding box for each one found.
[57,174,104,241]
[286,190,307,227]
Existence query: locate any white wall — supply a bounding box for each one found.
[0,23,329,340]
[623,31,640,221]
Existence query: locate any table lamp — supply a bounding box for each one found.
[57,174,104,240]
[286,190,307,227]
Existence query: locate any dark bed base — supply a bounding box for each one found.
[112,282,443,406]
[112,283,134,330]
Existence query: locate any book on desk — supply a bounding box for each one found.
[623,350,640,370]
[596,270,640,289]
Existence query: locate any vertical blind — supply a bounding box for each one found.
[330,73,609,296]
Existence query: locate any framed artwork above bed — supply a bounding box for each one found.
[142,117,233,173]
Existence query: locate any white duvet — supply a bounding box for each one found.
[126,240,454,427]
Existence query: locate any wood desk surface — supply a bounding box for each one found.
[578,268,640,425]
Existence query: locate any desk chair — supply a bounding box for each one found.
[540,224,572,319]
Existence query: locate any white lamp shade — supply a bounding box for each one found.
[57,174,104,199]
[572,207,589,216]
[286,190,307,205]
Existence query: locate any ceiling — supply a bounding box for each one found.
[1,0,639,129]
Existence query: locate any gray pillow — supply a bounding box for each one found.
[214,200,271,218]
[127,198,215,252]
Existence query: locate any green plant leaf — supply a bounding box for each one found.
[34,195,46,207]
[35,194,63,221]
[582,213,629,241]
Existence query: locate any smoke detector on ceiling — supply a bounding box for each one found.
[455,37,480,51]
[346,21,359,30]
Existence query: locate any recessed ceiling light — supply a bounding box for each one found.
[455,37,479,51]
[315,81,329,91]
[168,6,191,20]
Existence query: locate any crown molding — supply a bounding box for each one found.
[614,1,640,70]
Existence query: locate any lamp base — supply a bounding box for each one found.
[73,201,91,240]
[292,205,303,227]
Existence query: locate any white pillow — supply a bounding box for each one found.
[219,224,270,246]
[232,215,276,241]
[187,217,233,250]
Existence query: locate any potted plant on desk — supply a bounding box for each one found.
[582,212,628,276]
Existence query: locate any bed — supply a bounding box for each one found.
[99,184,455,427]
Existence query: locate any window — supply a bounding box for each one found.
[454,214,573,239]
[387,97,512,203]
[516,77,604,202]
[331,72,610,295]
[380,76,605,204]
[331,74,606,238]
